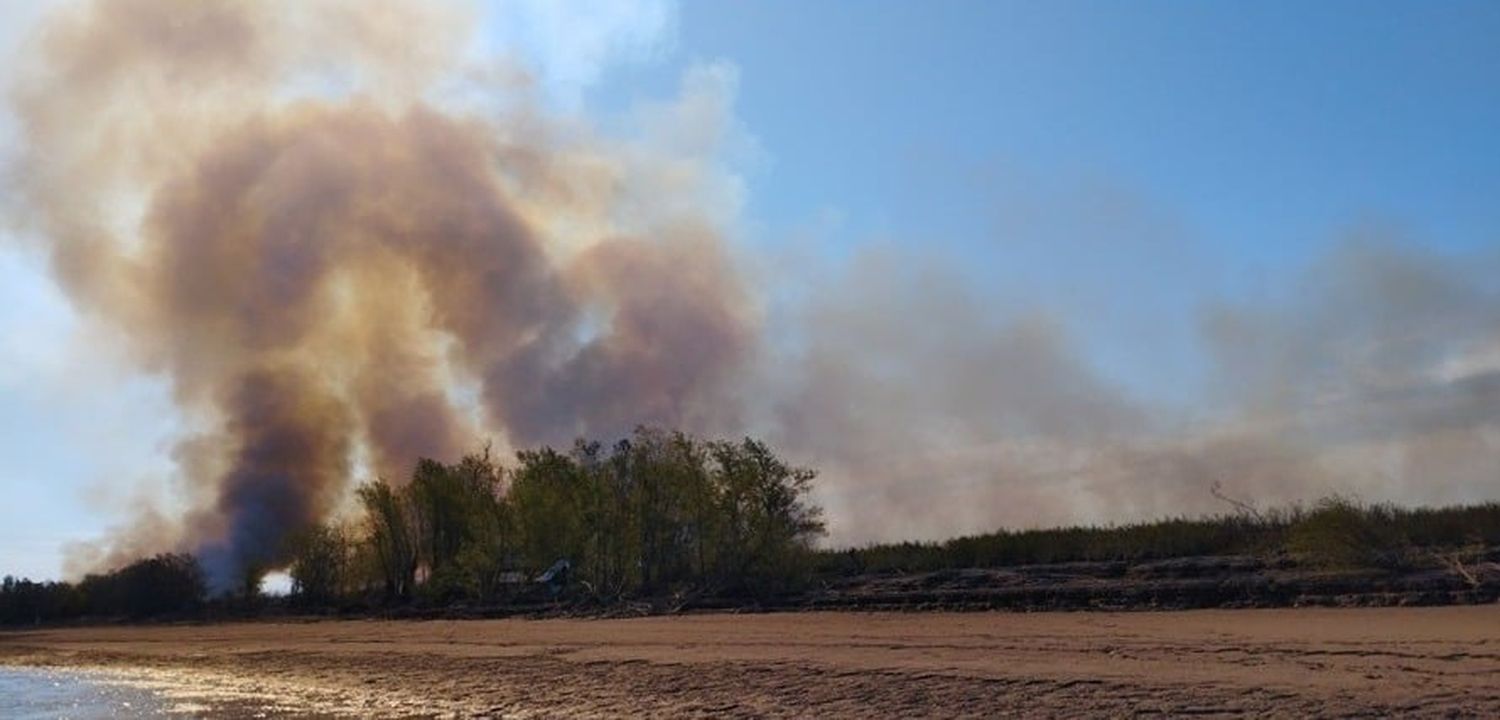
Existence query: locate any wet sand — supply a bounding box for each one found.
[3,606,1499,717]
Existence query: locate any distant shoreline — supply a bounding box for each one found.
[8,496,1497,627]
[11,548,1499,630]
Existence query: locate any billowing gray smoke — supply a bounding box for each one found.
[5,0,751,587]
[5,0,1498,584]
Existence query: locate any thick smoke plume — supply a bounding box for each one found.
[5,1,1499,583]
[6,0,750,586]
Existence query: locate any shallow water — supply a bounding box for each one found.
[0,666,301,719]
[0,666,178,718]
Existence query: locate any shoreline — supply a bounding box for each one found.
[5,606,1500,717]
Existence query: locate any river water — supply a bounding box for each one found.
[0,666,179,718]
[0,666,301,718]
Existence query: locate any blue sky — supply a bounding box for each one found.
[3,1,1500,579]
[589,1,1500,401]
[639,2,1500,260]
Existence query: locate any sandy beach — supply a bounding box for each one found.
[3,606,1499,717]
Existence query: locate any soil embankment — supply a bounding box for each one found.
[786,554,1500,612]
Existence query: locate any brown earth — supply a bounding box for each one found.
[3,607,1500,717]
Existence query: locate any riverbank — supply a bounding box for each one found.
[4,607,1499,717]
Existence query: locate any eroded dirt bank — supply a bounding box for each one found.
[3,607,1499,717]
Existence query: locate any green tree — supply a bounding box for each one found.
[509,446,592,578]
[409,449,510,601]
[77,554,206,619]
[357,479,418,601]
[708,438,825,594]
[287,523,352,606]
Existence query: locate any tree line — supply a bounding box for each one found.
[2,428,827,624]
[9,434,1500,625]
[1,553,205,625]
[293,426,827,606]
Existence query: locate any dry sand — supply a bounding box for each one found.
[3,607,1499,717]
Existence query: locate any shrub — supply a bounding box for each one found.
[1285,497,1412,570]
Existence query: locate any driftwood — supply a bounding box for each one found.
[1430,549,1500,589]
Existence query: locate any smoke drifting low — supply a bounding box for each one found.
[4,0,1498,584]
[780,242,1500,543]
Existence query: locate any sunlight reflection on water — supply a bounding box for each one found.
[0,665,312,719]
[0,666,175,718]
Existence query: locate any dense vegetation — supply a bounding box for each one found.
[1,553,204,625]
[296,427,826,606]
[2,428,827,624]
[4,429,1500,626]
